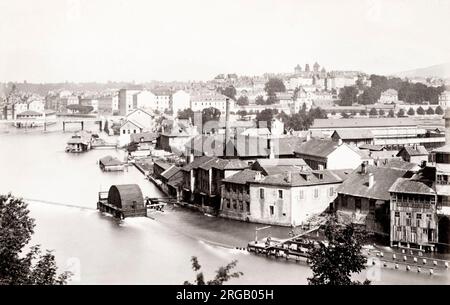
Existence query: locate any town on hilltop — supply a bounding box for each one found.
[2,63,450,255]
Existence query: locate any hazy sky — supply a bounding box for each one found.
[0,0,449,83]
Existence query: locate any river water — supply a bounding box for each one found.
[0,121,449,284]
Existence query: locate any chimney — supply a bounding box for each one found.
[306,131,311,142]
[361,161,368,174]
[224,98,231,156]
[368,173,374,188]
[268,137,275,159]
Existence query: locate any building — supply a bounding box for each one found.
[157,119,198,154]
[333,162,410,236]
[151,88,172,112]
[133,90,157,111]
[119,120,144,135]
[331,129,374,146]
[190,91,233,113]
[126,108,154,131]
[396,145,429,164]
[311,118,444,149]
[250,158,311,175]
[221,168,344,226]
[379,89,399,104]
[294,138,363,170]
[172,90,191,115]
[118,89,141,116]
[438,91,450,108]
[159,165,184,200]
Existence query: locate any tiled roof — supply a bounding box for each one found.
[376,159,420,172]
[222,169,261,185]
[99,156,122,166]
[337,165,408,201]
[160,165,182,180]
[130,132,158,143]
[181,156,215,171]
[153,160,172,171]
[359,144,386,151]
[389,178,435,195]
[397,145,428,157]
[254,170,343,187]
[294,138,341,158]
[332,129,374,140]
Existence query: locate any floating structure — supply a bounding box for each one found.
[97,184,147,219]
[99,156,125,172]
[65,131,93,153]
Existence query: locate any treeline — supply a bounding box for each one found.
[255,105,327,131]
[338,75,445,106]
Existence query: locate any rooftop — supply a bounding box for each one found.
[337,165,408,201]
[332,129,374,140]
[294,138,342,158]
[311,118,417,129]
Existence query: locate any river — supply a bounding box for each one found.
[0,121,449,284]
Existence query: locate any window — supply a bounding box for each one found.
[278,190,283,199]
[423,228,428,234]
[246,202,250,213]
[406,212,411,226]
[232,200,237,209]
[260,188,264,199]
[299,190,304,200]
[416,213,422,220]
[122,130,126,134]
[226,200,230,209]
[427,214,432,219]
[355,198,361,211]
[133,129,136,134]
[329,187,334,197]
[411,226,417,233]
[270,206,274,215]
[314,188,319,199]
[127,130,130,134]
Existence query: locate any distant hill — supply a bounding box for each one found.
[395,62,450,79]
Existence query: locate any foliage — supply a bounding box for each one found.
[359,109,367,116]
[255,95,267,105]
[369,108,378,116]
[397,108,406,117]
[283,107,327,131]
[341,112,349,119]
[236,95,249,106]
[184,256,243,285]
[426,107,435,115]
[0,194,71,285]
[416,106,425,115]
[177,108,195,121]
[66,104,93,114]
[307,218,370,285]
[217,85,236,100]
[338,86,358,106]
[407,107,415,116]
[202,107,221,124]
[435,105,444,115]
[388,109,395,117]
[378,109,385,116]
[256,109,276,129]
[264,78,286,97]
[236,110,248,118]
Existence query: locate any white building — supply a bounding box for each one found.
[133,90,156,111]
[379,89,399,104]
[151,89,172,112]
[172,90,191,115]
[190,91,234,113]
[118,89,141,116]
[28,99,45,113]
[439,91,450,108]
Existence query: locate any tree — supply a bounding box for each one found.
[378,109,385,116]
[360,109,367,116]
[416,106,425,115]
[388,109,395,117]
[338,86,358,106]
[202,107,221,123]
[358,87,381,105]
[264,78,286,97]
[184,256,243,285]
[369,108,378,116]
[236,110,248,119]
[218,85,236,100]
[255,95,266,105]
[177,108,194,121]
[256,108,275,129]
[0,194,71,284]
[236,96,249,106]
[435,105,444,115]
[66,104,93,114]
[426,107,435,115]
[307,218,370,285]
[341,112,349,119]
[407,107,415,116]
[397,108,406,117]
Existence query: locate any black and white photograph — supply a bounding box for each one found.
[1,0,450,292]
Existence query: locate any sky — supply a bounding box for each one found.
[0,0,449,83]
